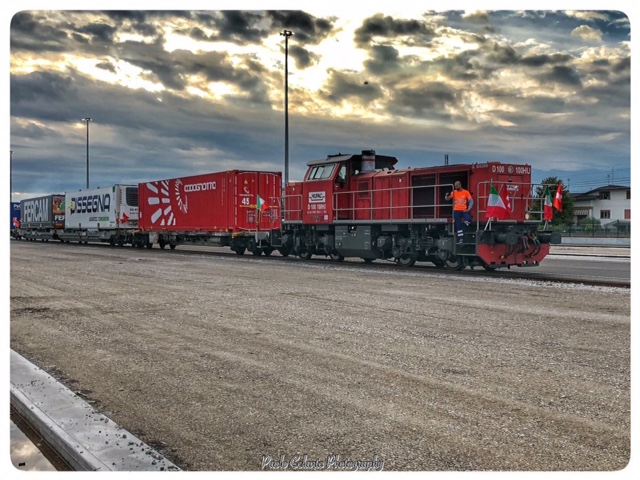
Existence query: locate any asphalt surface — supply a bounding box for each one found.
[9,241,631,471]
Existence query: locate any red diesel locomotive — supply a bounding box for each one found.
[272,150,561,270]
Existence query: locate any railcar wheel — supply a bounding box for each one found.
[481,263,498,271]
[235,247,245,255]
[329,252,344,262]
[145,242,153,249]
[262,247,274,256]
[298,249,313,260]
[170,244,177,250]
[397,254,416,268]
[444,255,465,271]
[278,247,290,257]
[431,259,445,269]
[252,248,263,256]
[159,239,166,250]
[362,258,374,264]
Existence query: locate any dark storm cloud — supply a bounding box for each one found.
[539,65,582,87]
[10,71,76,105]
[96,60,116,73]
[520,53,573,67]
[10,11,70,53]
[389,82,458,118]
[363,45,401,75]
[318,70,383,105]
[267,11,335,45]
[354,14,436,47]
[190,11,266,44]
[289,44,318,70]
[78,22,117,43]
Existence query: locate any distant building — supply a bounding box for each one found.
[572,185,630,228]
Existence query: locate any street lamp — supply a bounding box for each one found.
[82,117,92,189]
[10,150,13,202]
[280,30,293,186]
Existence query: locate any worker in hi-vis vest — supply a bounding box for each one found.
[445,181,474,244]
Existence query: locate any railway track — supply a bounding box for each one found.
[12,238,630,289]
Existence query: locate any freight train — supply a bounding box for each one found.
[11,150,561,270]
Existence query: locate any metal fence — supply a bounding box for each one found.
[556,219,631,238]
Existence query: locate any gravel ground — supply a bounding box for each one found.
[9,241,630,471]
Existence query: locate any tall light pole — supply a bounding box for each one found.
[10,150,14,203]
[280,30,293,186]
[82,117,92,189]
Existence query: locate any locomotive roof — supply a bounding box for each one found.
[307,153,399,167]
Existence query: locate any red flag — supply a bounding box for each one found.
[500,187,511,217]
[553,183,563,211]
[122,213,130,224]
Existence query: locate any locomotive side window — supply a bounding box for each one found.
[337,164,347,183]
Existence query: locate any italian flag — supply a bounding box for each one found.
[543,187,554,221]
[256,194,268,211]
[485,184,510,220]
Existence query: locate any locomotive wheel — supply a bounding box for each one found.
[252,248,263,256]
[444,255,466,271]
[262,247,274,256]
[145,242,153,249]
[159,239,166,250]
[235,247,246,255]
[109,237,116,247]
[298,249,313,260]
[329,252,344,262]
[278,247,290,257]
[397,254,417,268]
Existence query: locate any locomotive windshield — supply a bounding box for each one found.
[307,164,336,180]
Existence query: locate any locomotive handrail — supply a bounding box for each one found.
[331,182,455,221]
[476,181,552,229]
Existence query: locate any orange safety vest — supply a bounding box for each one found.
[451,189,472,211]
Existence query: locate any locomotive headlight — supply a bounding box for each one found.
[525,212,531,220]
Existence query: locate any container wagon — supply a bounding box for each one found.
[15,194,65,241]
[56,185,139,245]
[136,170,284,255]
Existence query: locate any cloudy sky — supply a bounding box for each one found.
[5,2,632,202]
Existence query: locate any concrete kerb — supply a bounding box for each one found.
[10,349,181,472]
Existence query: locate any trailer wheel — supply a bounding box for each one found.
[397,254,416,268]
[329,252,344,262]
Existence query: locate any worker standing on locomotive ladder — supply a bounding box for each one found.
[445,181,474,244]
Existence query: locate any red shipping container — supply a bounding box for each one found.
[138,170,281,233]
